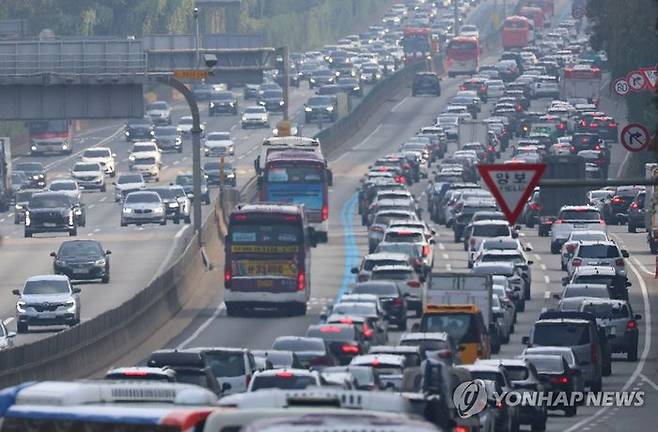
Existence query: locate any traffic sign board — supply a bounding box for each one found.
[173,69,208,80]
[477,163,546,226]
[572,6,585,19]
[640,66,658,90]
[627,71,647,91]
[613,78,630,96]
[621,123,651,152]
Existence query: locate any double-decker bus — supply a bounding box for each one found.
[402,27,436,65]
[0,380,218,432]
[224,203,314,316]
[445,36,480,77]
[27,120,74,155]
[519,6,545,28]
[259,150,330,242]
[560,65,602,106]
[502,16,535,50]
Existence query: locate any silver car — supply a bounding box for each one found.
[71,161,106,191]
[0,320,15,350]
[113,173,146,202]
[567,240,629,278]
[12,275,81,333]
[522,346,585,392]
[121,191,167,227]
[560,230,610,271]
[580,298,640,361]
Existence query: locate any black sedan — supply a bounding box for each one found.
[203,161,236,187]
[335,77,363,96]
[124,121,154,142]
[51,239,111,283]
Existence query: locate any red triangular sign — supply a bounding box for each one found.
[477,163,546,226]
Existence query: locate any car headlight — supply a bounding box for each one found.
[226,173,235,178]
[94,259,106,267]
[74,208,82,216]
[279,100,285,105]
[353,86,360,91]
[124,131,130,136]
[129,154,135,161]
[229,102,235,106]
[30,145,37,151]
[326,106,334,111]
[24,211,30,226]
[310,78,316,83]
[65,301,76,312]
[153,207,164,214]
[305,107,312,112]
[168,202,179,208]
[209,102,215,108]
[241,116,247,121]
[176,138,182,144]
[16,301,26,313]
[258,101,266,105]
[229,146,234,152]
[122,207,133,214]
[14,204,22,210]
[62,144,69,150]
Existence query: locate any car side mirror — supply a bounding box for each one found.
[319,312,328,321]
[221,382,232,392]
[6,332,16,339]
[50,252,57,257]
[621,250,629,258]
[105,250,112,255]
[552,293,561,300]
[411,323,421,332]
[527,260,534,265]
[625,281,632,287]
[521,336,530,345]
[561,277,569,286]
[525,246,533,252]
[12,289,20,296]
[511,231,518,239]
[350,267,359,274]
[72,287,82,294]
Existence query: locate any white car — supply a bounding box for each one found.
[550,205,604,254]
[204,132,235,157]
[567,240,628,278]
[145,101,171,125]
[129,142,162,167]
[48,179,81,201]
[176,115,206,138]
[130,155,160,182]
[81,147,116,177]
[71,162,105,192]
[460,24,480,39]
[465,219,515,263]
[241,106,270,129]
[113,173,146,202]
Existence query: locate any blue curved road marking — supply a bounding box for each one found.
[337,193,360,301]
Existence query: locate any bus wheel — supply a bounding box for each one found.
[290,302,306,316]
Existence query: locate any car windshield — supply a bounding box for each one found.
[251,375,317,391]
[23,279,69,295]
[362,259,407,271]
[118,175,143,184]
[473,224,510,237]
[263,90,283,98]
[73,164,99,172]
[83,149,110,158]
[533,322,590,346]
[204,351,246,377]
[15,163,43,172]
[308,96,332,105]
[565,286,609,297]
[578,245,619,258]
[384,232,424,243]
[126,193,160,204]
[147,102,168,110]
[134,157,156,165]
[559,209,600,221]
[15,191,34,202]
[570,232,607,242]
[307,326,354,341]
[422,313,479,343]
[29,195,69,208]
[178,118,192,125]
[59,241,103,257]
[145,188,177,200]
[375,243,420,258]
[352,282,398,296]
[50,182,76,191]
[504,366,529,381]
[481,253,523,264]
[332,303,377,316]
[176,175,193,186]
[400,339,450,353]
[132,144,156,152]
[213,92,234,101]
[374,212,415,226]
[155,127,177,136]
[371,270,413,281]
[273,338,325,352]
[245,107,265,114]
[207,133,231,141]
[523,356,565,374]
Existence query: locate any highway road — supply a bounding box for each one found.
[162,1,658,430]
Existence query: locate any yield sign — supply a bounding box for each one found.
[478,163,546,226]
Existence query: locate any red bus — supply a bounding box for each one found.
[519,6,545,29]
[502,16,535,50]
[445,36,480,77]
[402,27,435,65]
[561,65,602,106]
[259,149,330,242]
[224,203,314,316]
[27,120,74,155]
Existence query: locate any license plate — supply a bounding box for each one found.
[43,222,56,227]
[40,313,56,319]
[256,280,273,288]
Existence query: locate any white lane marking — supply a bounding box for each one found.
[7,213,12,217]
[543,275,550,284]
[88,204,95,210]
[540,263,547,271]
[438,243,445,250]
[3,317,14,326]
[173,160,180,165]
[564,258,651,432]
[446,263,452,271]
[544,291,551,299]
[533,254,541,262]
[174,225,188,239]
[162,165,169,170]
[631,257,653,276]
[99,197,107,203]
[640,374,658,391]
[525,242,533,250]
[176,302,226,349]
[230,124,237,131]
[94,228,101,233]
[44,126,123,170]
[332,124,384,162]
[391,98,408,112]
[0,219,4,223]
[87,233,94,237]
[518,232,525,237]
[442,253,449,260]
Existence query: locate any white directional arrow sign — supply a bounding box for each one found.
[627,71,647,91]
[477,163,546,225]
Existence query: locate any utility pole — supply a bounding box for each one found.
[194,7,201,69]
[453,0,460,36]
[281,46,290,122]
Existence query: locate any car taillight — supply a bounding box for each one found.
[590,122,599,127]
[276,371,293,378]
[297,272,305,291]
[454,427,469,432]
[422,245,430,257]
[591,343,598,364]
[550,375,569,385]
[557,123,566,129]
[322,205,328,221]
[627,320,637,330]
[566,243,577,253]
[224,268,232,286]
[571,258,582,267]
[407,280,421,288]
[580,120,586,127]
[608,122,617,127]
[364,325,374,338]
[403,163,411,170]
[393,297,402,305]
[515,104,522,112]
[460,85,467,90]
[554,219,563,224]
[470,238,476,246]
[630,201,639,209]
[611,196,624,204]
[594,144,601,150]
[529,202,542,211]
[570,145,577,153]
[341,344,360,354]
[615,258,625,266]
[480,85,486,92]
[395,176,405,184]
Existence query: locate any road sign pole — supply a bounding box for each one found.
[157,76,203,247]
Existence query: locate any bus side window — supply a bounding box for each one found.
[327,168,333,186]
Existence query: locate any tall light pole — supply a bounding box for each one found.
[193,7,200,69]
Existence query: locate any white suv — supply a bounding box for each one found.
[81,147,116,177]
[550,206,604,254]
[567,240,629,278]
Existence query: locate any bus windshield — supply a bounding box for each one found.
[422,313,479,343]
[28,120,69,134]
[264,165,325,211]
[230,222,302,245]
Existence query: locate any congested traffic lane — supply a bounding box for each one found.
[0,84,319,344]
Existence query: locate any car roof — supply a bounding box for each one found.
[471,219,510,226]
[351,354,406,365]
[399,332,450,341]
[25,274,70,282]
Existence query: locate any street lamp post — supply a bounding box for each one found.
[193,7,201,69]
